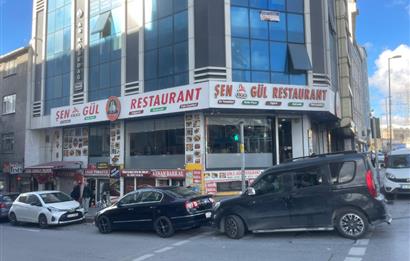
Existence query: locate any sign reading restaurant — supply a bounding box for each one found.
[50,82,335,127]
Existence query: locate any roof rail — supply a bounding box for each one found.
[285,150,358,162]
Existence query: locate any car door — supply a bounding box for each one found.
[245,172,293,230]
[131,190,163,229]
[110,192,140,229]
[288,165,332,228]
[25,195,44,223]
[13,195,29,222]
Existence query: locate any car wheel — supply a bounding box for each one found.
[224,215,245,239]
[38,214,48,229]
[154,216,175,238]
[335,208,368,239]
[9,212,18,226]
[97,215,112,234]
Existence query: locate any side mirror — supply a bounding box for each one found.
[30,202,41,207]
[246,187,256,196]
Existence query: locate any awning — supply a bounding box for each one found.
[288,43,312,71]
[25,161,83,174]
[91,11,111,34]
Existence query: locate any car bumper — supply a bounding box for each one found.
[382,177,410,194]
[48,210,85,225]
[170,211,213,229]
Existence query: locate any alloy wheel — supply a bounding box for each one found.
[98,216,111,233]
[225,217,238,238]
[340,213,365,237]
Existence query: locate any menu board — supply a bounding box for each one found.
[184,112,204,165]
[63,127,89,158]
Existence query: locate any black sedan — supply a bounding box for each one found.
[95,187,215,237]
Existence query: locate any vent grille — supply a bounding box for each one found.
[36,0,44,11]
[125,81,141,95]
[32,101,42,117]
[313,73,331,87]
[194,67,227,83]
[72,92,85,104]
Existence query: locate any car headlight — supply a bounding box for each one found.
[386,173,396,180]
[213,201,221,211]
[47,207,63,212]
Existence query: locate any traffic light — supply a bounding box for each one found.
[233,133,239,142]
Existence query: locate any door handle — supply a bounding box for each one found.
[150,206,156,209]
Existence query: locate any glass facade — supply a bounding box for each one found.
[44,0,72,115]
[89,0,123,101]
[231,0,307,85]
[144,0,188,92]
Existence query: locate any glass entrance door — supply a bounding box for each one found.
[278,118,293,163]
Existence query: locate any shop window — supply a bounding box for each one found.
[89,125,110,157]
[2,94,16,114]
[1,133,14,153]
[207,117,272,154]
[130,129,184,156]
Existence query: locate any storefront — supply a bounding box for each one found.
[121,169,186,192]
[1,162,32,193]
[84,168,111,206]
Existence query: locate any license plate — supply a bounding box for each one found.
[67,213,78,218]
[401,185,410,189]
[205,212,212,218]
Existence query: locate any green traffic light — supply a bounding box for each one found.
[233,134,239,142]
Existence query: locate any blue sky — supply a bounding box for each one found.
[0,0,409,125]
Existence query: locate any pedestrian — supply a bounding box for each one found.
[70,181,81,202]
[82,180,92,213]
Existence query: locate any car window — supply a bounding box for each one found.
[18,195,28,204]
[330,161,355,184]
[2,196,12,202]
[119,192,139,205]
[253,173,287,195]
[39,192,72,203]
[138,191,162,203]
[27,195,42,206]
[387,155,410,169]
[293,167,323,189]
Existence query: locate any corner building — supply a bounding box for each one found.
[27,0,340,198]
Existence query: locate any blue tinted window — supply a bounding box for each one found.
[174,11,188,43]
[47,11,55,33]
[145,0,157,23]
[250,9,268,40]
[111,36,121,60]
[90,66,99,90]
[287,0,304,13]
[287,14,304,43]
[63,28,70,51]
[231,7,249,38]
[271,72,289,84]
[174,0,187,12]
[55,0,64,9]
[55,7,64,31]
[48,0,56,11]
[62,73,70,97]
[270,42,287,72]
[145,50,158,80]
[62,54,70,74]
[269,12,286,41]
[54,75,63,98]
[232,38,250,70]
[145,79,158,91]
[251,40,269,70]
[100,63,110,89]
[252,71,270,82]
[100,39,110,63]
[174,41,188,73]
[174,72,188,86]
[158,76,174,89]
[233,70,251,82]
[64,4,71,26]
[46,34,55,57]
[158,0,173,19]
[158,16,173,47]
[158,46,174,76]
[54,30,64,54]
[290,73,306,85]
[268,0,285,11]
[145,21,158,50]
[249,0,267,8]
[231,0,248,6]
[110,60,121,86]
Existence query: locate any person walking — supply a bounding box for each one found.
[82,181,92,213]
[70,181,81,202]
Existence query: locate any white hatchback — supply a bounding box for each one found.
[8,191,84,228]
[382,149,410,198]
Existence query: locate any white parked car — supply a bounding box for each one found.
[382,149,410,199]
[8,191,84,228]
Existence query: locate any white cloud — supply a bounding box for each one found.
[362,41,373,51]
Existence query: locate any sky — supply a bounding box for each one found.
[0,0,409,126]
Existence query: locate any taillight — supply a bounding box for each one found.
[0,203,5,209]
[365,169,377,198]
[209,198,215,204]
[185,200,199,211]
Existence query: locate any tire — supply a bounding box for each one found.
[39,214,48,229]
[97,215,112,234]
[154,216,175,238]
[224,215,245,239]
[335,208,369,239]
[9,212,18,226]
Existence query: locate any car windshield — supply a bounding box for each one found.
[39,192,73,204]
[387,155,410,169]
[166,187,199,198]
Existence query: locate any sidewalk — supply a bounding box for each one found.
[84,207,102,223]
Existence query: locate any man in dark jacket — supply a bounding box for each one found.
[82,180,92,213]
[70,182,81,202]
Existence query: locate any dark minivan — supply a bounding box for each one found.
[213,152,391,239]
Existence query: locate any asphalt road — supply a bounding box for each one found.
[1,197,409,261]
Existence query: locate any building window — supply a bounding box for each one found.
[130,129,184,156]
[3,60,16,77]
[231,0,308,85]
[207,117,272,154]
[143,0,188,92]
[1,133,14,153]
[2,94,16,114]
[89,125,110,157]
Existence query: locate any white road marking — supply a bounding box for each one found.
[132,254,154,261]
[354,239,369,246]
[344,257,362,261]
[14,228,40,233]
[154,246,173,253]
[173,240,190,246]
[348,247,367,256]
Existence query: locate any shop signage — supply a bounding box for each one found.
[84,169,110,176]
[25,168,54,174]
[121,170,151,177]
[50,82,335,127]
[106,96,121,121]
[151,170,185,178]
[96,162,109,169]
[74,1,85,93]
[110,166,120,178]
[8,163,24,175]
[203,169,263,194]
[260,10,280,22]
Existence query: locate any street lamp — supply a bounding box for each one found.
[388,55,401,152]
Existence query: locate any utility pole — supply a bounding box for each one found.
[240,121,246,193]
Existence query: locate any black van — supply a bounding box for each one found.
[212,152,391,239]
